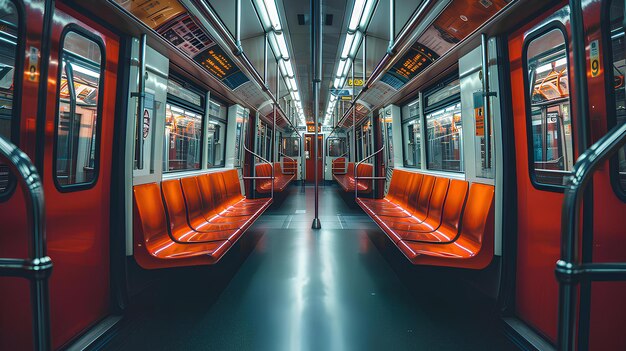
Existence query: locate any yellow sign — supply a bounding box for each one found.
[347,78,364,87]
[590,40,600,78]
[340,95,352,101]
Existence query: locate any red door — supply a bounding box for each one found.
[42,2,119,348]
[508,2,576,343]
[509,1,626,349]
[305,134,323,182]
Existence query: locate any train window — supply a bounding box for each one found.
[281,136,300,157]
[207,100,226,168]
[328,137,346,157]
[607,0,626,193]
[163,104,203,172]
[402,100,421,168]
[425,102,463,172]
[54,31,104,188]
[0,1,20,194]
[524,28,574,187]
[164,79,205,172]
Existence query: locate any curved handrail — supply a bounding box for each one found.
[556,121,626,351]
[354,145,386,199]
[0,136,52,351]
[330,152,349,175]
[242,144,274,197]
[278,152,297,175]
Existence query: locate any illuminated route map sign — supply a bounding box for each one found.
[380,43,438,90]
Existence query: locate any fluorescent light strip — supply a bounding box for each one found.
[348,0,366,31]
[263,0,282,31]
[341,32,355,59]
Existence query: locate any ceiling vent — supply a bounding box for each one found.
[325,14,333,26]
[297,14,308,25]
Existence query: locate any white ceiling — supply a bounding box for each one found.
[206,0,425,124]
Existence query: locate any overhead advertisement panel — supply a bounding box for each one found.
[115,0,250,90]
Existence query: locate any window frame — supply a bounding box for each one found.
[521,21,573,193]
[52,25,106,192]
[401,98,421,169]
[206,95,228,168]
[602,0,626,201]
[422,73,463,173]
[164,76,206,173]
[0,0,25,202]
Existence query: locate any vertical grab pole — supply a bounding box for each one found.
[133,34,147,170]
[273,61,279,199]
[480,33,492,169]
[311,0,322,229]
[388,0,395,53]
[235,0,242,54]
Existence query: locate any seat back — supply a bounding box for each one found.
[208,172,229,205]
[424,177,450,225]
[413,174,435,219]
[332,157,346,174]
[222,169,244,201]
[180,177,205,221]
[255,163,272,191]
[274,162,282,175]
[402,172,423,209]
[461,183,495,244]
[160,179,189,233]
[133,183,169,244]
[356,163,373,189]
[346,162,355,177]
[386,169,408,201]
[439,179,469,234]
[197,174,220,215]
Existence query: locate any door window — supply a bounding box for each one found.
[207,99,226,168]
[402,100,421,168]
[524,27,573,188]
[0,1,21,194]
[606,0,626,193]
[54,30,104,188]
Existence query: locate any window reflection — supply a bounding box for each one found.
[55,32,102,187]
[164,104,202,171]
[426,102,463,172]
[525,28,573,186]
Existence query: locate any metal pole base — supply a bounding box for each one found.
[311,218,321,229]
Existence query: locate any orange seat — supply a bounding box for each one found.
[332,157,347,174]
[207,172,269,217]
[255,163,294,193]
[132,183,232,269]
[397,182,495,269]
[389,179,467,243]
[356,169,494,269]
[333,162,373,193]
[161,179,236,243]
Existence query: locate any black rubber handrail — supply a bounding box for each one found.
[556,120,626,351]
[0,136,52,351]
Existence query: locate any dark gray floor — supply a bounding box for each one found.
[104,184,516,351]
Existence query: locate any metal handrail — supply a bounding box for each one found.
[354,145,387,199]
[0,136,52,351]
[278,152,297,175]
[242,144,274,198]
[556,121,626,351]
[331,152,349,175]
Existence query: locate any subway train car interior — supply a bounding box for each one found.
[1,0,625,350]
